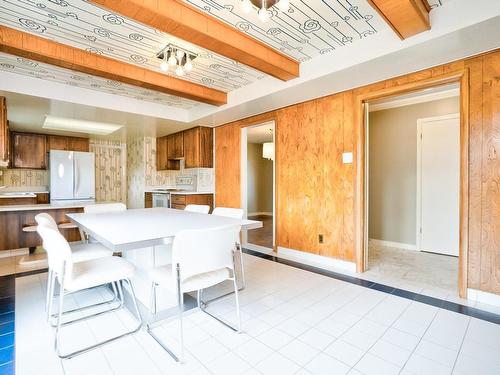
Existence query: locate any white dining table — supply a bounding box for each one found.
[66,207,262,252]
[66,207,263,312]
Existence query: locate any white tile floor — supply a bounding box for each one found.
[15,253,500,375]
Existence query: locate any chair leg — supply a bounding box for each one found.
[197,290,201,308]
[176,265,184,363]
[54,279,65,355]
[46,269,54,321]
[149,282,157,315]
[232,276,241,333]
[237,242,246,290]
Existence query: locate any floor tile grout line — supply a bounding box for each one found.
[242,249,500,325]
[451,317,471,374]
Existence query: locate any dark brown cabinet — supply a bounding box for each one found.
[183,126,213,168]
[170,194,213,212]
[144,192,153,208]
[47,135,89,152]
[11,132,47,169]
[156,126,213,171]
[156,136,169,171]
[0,97,8,164]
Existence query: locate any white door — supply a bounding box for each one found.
[50,150,74,200]
[73,152,95,199]
[417,114,460,256]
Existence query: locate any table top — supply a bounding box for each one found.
[67,207,262,251]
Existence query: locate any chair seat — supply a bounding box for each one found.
[70,242,113,263]
[64,256,135,292]
[151,264,231,293]
[22,225,38,232]
[58,222,78,229]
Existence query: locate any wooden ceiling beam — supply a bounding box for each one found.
[367,0,431,39]
[0,25,227,106]
[89,0,299,81]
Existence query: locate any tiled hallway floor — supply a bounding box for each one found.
[15,253,500,375]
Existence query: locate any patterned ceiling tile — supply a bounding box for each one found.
[0,0,266,92]
[428,0,449,9]
[0,52,201,109]
[183,0,387,62]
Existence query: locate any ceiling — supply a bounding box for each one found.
[0,90,188,139]
[0,52,200,109]
[247,122,274,143]
[0,0,266,93]
[184,0,387,62]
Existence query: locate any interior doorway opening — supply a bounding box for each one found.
[364,83,461,297]
[241,122,275,252]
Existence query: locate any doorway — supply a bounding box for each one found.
[364,84,461,296]
[241,122,275,252]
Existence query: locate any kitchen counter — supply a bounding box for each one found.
[169,191,214,195]
[0,200,101,212]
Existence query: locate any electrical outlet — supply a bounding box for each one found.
[318,234,324,244]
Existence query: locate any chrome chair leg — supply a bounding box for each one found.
[55,278,142,359]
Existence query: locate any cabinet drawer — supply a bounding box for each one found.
[171,203,186,210]
[170,195,186,205]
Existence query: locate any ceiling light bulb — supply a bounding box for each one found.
[175,65,185,77]
[258,7,270,22]
[242,0,252,13]
[277,0,289,11]
[160,57,169,72]
[176,49,185,59]
[167,54,177,66]
[184,57,193,72]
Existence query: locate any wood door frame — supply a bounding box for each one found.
[416,113,460,253]
[355,70,470,298]
[240,120,277,253]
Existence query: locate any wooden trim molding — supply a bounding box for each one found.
[0,25,227,106]
[355,70,470,298]
[367,0,431,39]
[89,0,299,81]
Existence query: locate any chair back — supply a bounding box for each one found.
[35,213,59,231]
[84,202,126,214]
[212,207,244,219]
[172,224,241,283]
[36,224,73,279]
[184,204,210,214]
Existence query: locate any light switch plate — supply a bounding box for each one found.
[342,152,353,164]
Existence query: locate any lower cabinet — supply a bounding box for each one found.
[170,194,213,212]
[144,192,152,208]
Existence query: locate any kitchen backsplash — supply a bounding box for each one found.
[144,136,214,191]
[0,168,48,190]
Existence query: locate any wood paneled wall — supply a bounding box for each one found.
[215,49,500,295]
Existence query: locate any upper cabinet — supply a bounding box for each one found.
[0,97,9,165]
[184,127,213,168]
[156,126,213,171]
[11,132,47,169]
[47,135,89,152]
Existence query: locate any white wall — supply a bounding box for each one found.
[368,97,459,245]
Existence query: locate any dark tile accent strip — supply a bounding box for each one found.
[0,276,15,375]
[243,248,500,325]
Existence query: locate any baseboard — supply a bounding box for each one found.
[277,246,356,273]
[467,288,500,308]
[248,212,273,217]
[369,238,417,251]
[244,243,274,254]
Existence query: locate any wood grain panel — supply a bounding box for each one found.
[10,132,47,169]
[0,97,8,163]
[215,124,241,208]
[367,0,430,39]
[89,0,299,81]
[0,25,226,106]
[480,53,500,294]
[214,49,500,296]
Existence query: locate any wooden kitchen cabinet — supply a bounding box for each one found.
[167,132,184,159]
[47,135,89,152]
[0,97,9,164]
[156,136,169,171]
[10,132,47,169]
[144,192,152,208]
[170,194,213,212]
[183,126,213,168]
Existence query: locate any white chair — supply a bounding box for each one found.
[35,213,116,322]
[184,204,210,214]
[82,203,127,242]
[36,225,142,359]
[211,207,246,289]
[147,224,242,362]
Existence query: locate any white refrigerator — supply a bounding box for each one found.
[50,150,95,202]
